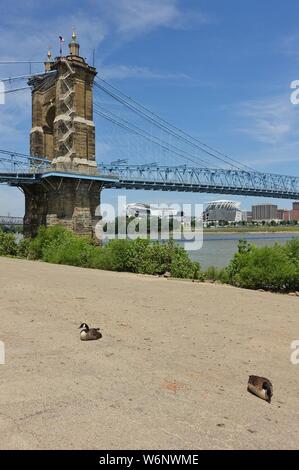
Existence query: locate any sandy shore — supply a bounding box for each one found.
[0,257,298,450]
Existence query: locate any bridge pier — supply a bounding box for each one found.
[22,178,102,239]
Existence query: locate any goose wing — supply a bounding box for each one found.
[90,328,102,339]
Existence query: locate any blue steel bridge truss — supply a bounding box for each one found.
[99,162,299,199]
[0,151,299,200]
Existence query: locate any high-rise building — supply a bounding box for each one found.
[252,204,278,221]
[291,202,299,221]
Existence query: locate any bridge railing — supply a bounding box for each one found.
[99,163,299,195]
[0,216,23,225]
[0,150,51,174]
[1,151,299,198]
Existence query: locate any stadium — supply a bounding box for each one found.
[204,200,242,223]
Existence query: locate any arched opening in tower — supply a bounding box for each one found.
[43,105,56,160]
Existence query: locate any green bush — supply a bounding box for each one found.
[204,265,230,283]
[0,230,18,256]
[20,227,201,280]
[170,248,201,279]
[98,238,201,278]
[285,238,299,264]
[204,265,219,281]
[226,239,299,292]
[103,238,140,272]
[16,237,31,258]
[218,269,230,284]
[28,226,69,260]
[27,226,95,267]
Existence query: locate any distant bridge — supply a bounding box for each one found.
[0,215,23,225]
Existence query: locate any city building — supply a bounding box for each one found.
[252,204,278,221]
[283,210,291,222]
[241,211,252,222]
[126,203,182,218]
[277,209,285,220]
[126,203,151,218]
[204,200,242,223]
[291,202,299,221]
[282,203,299,222]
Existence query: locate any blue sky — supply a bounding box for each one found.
[1,0,299,214]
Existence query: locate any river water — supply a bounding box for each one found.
[184,232,299,269]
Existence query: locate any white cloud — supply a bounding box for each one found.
[242,140,299,169]
[105,0,181,35]
[0,0,207,63]
[100,64,190,80]
[97,0,209,37]
[234,95,299,144]
[0,86,30,149]
[0,15,106,65]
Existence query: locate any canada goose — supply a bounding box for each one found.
[247,375,273,403]
[79,323,102,341]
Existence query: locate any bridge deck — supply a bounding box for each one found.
[1,168,299,200]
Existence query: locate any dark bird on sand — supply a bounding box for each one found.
[247,375,273,403]
[79,323,102,341]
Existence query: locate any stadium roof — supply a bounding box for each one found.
[205,200,241,210]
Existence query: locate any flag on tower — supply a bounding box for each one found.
[59,36,65,56]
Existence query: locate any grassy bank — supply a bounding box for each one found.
[203,225,299,233]
[1,226,299,293]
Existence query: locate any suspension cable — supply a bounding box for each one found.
[94,77,255,172]
[94,103,220,168]
[94,106,219,168]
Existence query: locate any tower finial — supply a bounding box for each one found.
[72,27,77,41]
[69,27,80,56]
[45,45,53,71]
[47,46,52,61]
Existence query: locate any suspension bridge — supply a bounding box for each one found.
[0,32,299,237]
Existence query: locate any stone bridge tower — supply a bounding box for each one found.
[24,32,102,238]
